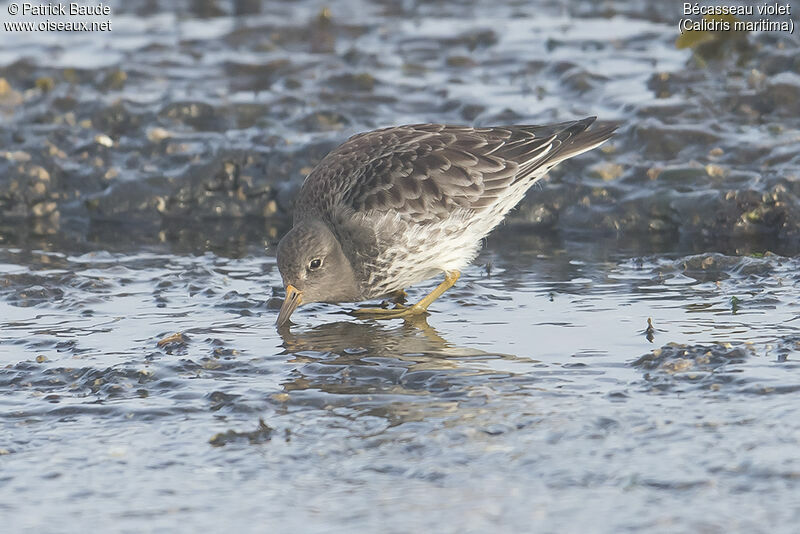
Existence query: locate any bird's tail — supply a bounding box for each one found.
[512,117,618,179]
[540,116,618,167]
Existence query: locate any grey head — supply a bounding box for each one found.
[276,219,359,326]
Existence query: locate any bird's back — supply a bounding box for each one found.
[294,118,615,223]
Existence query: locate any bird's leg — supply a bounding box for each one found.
[352,271,460,319]
[412,270,460,311]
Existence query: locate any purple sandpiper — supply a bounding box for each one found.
[277,117,617,326]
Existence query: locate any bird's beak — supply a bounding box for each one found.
[277,284,302,327]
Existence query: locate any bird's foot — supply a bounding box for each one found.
[351,303,426,320]
[350,271,460,321]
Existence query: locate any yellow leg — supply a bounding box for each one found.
[352,271,460,319]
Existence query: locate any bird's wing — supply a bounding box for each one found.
[295,118,616,224]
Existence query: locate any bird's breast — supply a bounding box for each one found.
[355,211,480,298]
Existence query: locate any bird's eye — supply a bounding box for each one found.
[308,258,322,271]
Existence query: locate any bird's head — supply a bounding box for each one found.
[276,219,359,326]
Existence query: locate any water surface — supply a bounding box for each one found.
[2,229,799,533]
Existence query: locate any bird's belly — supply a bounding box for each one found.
[360,213,480,298]
[356,181,539,299]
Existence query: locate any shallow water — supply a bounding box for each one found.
[2,229,799,533]
[2,0,800,532]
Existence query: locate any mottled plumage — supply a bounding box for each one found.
[277,117,617,325]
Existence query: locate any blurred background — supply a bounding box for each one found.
[1,0,797,254]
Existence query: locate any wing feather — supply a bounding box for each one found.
[294,118,617,224]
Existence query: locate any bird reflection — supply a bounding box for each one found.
[275,316,530,424]
[278,314,459,359]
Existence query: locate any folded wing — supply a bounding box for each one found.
[295,118,617,224]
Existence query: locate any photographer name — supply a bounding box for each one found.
[18,3,111,16]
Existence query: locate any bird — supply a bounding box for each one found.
[276,117,617,326]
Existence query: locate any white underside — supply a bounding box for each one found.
[353,132,612,298]
[358,168,552,297]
